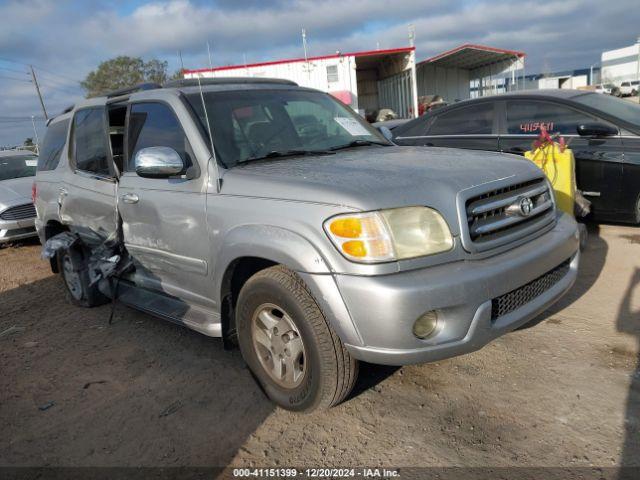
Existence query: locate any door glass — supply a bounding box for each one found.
[127,102,194,172]
[38,119,69,171]
[428,103,494,135]
[506,101,598,135]
[73,108,110,175]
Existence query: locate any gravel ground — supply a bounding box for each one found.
[0,224,638,474]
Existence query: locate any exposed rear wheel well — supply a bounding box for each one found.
[44,221,69,273]
[220,257,277,347]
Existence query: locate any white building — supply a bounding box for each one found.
[601,40,640,84]
[522,68,599,91]
[183,44,526,119]
[184,47,419,119]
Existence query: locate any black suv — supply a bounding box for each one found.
[393,90,640,224]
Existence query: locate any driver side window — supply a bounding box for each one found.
[127,102,194,173]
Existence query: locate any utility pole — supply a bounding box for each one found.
[31,115,40,155]
[408,24,419,119]
[207,41,214,77]
[178,50,185,72]
[29,65,48,121]
[636,36,640,83]
[302,28,310,81]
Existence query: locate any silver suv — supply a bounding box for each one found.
[34,78,580,412]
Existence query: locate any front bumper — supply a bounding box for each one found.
[0,217,37,244]
[317,213,579,366]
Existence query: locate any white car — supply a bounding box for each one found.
[0,149,39,244]
[619,80,639,97]
[595,84,619,95]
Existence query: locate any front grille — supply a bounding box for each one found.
[0,203,36,221]
[491,259,571,320]
[465,177,555,251]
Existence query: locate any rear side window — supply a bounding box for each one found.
[72,108,110,175]
[395,117,430,137]
[38,119,69,171]
[127,102,193,172]
[428,103,494,135]
[506,101,598,135]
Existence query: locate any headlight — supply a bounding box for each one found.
[324,207,453,263]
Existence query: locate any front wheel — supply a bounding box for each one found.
[236,265,358,412]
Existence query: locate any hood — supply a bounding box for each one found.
[0,176,34,209]
[221,146,542,228]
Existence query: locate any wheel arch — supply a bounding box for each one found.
[43,220,69,273]
[215,225,333,345]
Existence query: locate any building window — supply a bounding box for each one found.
[326,65,339,83]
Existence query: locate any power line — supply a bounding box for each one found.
[0,74,32,83]
[33,66,81,84]
[36,80,81,95]
[36,73,79,89]
[0,66,29,75]
[0,57,81,84]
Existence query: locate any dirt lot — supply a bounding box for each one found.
[0,224,638,474]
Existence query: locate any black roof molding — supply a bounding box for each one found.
[163,77,297,88]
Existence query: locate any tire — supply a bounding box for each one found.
[236,265,358,412]
[635,194,640,225]
[58,248,108,307]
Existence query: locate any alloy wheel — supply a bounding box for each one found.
[251,303,306,389]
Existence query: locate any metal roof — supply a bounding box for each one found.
[183,47,415,75]
[418,44,525,70]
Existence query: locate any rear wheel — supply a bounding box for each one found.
[58,249,108,307]
[236,265,358,412]
[635,194,640,224]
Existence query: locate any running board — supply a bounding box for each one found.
[113,281,222,337]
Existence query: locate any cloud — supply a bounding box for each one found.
[0,0,639,144]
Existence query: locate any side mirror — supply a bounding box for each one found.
[134,147,184,178]
[577,123,618,137]
[376,125,394,142]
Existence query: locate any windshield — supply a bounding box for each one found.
[186,89,389,167]
[0,154,38,181]
[573,92,640,129]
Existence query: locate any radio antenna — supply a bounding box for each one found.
[196,73,221,192]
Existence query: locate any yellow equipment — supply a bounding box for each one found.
[525,141,576,216]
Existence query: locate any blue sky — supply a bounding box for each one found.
[1,0,639,145]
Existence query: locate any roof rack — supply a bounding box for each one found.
[46,104,75,126]
[105,82,162,98]
[163,77,297,88]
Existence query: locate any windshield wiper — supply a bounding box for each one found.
[328,139,391,151]
[238,149,336,164]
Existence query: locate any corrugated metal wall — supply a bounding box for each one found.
[416,64,470,102]
[378,69,414,119]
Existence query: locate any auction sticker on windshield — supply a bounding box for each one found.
[334,117,370,136]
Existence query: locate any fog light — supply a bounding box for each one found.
[413,311,438,339]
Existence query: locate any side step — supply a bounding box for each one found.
[114,281,222,337]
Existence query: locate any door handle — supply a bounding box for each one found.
[120,193,139,204]
[58,187,68,197]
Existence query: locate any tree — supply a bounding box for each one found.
[81,56,169,98]
[22,138,37,153]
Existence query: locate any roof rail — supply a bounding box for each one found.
[163,77,297,88]
[105,82,162,98]
[46,104,75,126]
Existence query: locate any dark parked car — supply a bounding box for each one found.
[393,90,640,224]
